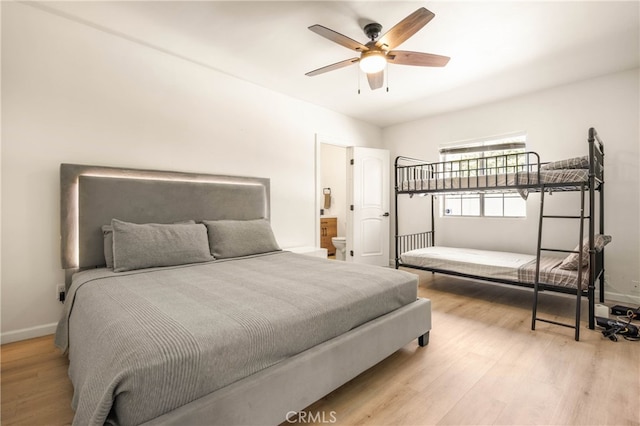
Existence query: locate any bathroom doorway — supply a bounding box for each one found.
[318,142,348,259]
[315,135,390,265]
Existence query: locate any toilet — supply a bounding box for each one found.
[331,237,347,261]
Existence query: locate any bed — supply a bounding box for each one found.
[400,246,600,292]
[55,164,431,426]
[394,127,606,340]
[396,151,600,196]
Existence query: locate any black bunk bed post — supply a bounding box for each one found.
[588,130,596,329]
[587,127,605,328]
[431,195,435,246]
[577,183,586,340]
[589,128,606,306]
[394,157,400,269]
[531,187,545,331]
[599,142,605,304]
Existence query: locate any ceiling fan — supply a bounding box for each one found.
[305,7,450,90]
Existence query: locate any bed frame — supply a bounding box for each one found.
[394,128,605,341]
[59,163,431,425]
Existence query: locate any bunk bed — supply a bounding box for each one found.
[394,127,607,341]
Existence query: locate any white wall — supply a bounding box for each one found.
[0,2,382,343]
[384,68,640,303]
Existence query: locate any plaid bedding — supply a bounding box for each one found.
[401,247,588,291]
[518,256,590,290]
[401,169,589,194]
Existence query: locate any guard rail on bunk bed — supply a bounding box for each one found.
[394,127,606,341]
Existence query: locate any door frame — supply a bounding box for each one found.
[314,134,350,249]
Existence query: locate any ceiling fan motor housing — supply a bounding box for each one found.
[364,22,383,41]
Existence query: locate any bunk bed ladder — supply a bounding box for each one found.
[531,184,587,341]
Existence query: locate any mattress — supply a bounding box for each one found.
[400,169,589,193]
[55,251,418,426]
[401,246,536,281]
[401,246,588,290]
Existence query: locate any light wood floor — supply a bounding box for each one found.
[1,333,74,425]
[2,271,639,425]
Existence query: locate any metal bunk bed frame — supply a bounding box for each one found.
[394,127,605,340]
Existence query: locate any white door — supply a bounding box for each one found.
[346,147,390,266]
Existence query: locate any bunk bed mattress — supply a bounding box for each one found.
[55,251,419,426]
[401,247,589,290]
[401,169,589,192]
[401,246,536,281]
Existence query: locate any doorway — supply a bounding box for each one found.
[315,135,390,266]
[319,142,348,258]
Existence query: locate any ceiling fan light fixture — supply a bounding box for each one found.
[359,51,386,73]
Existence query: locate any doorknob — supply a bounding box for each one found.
[382,212,390,217]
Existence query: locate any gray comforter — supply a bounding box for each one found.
[55,251,418,425]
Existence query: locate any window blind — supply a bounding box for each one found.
[439,142,526,156]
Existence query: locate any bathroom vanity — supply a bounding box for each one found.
[320,217,337,255]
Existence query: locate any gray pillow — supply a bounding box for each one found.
[111,219,213,272]
[102,220,195,268]
[558,234,612,270]
[203,219,281,259]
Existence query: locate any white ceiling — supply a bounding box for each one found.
[37,1,639,128]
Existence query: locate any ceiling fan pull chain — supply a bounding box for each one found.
[357,65,361,94]
[386,62,390,92]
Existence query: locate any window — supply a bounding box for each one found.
[440,133,527,218]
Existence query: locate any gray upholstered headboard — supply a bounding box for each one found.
[60,164,270,279]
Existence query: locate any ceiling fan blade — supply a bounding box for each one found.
[375,8,435,51]
[305,58,359,77]
[309,25,369,52]
[367,71,384,90]
[387,51,450,67]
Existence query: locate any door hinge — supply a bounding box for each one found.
[350,159,354,165]
[350,250,354,257]
[350,205,354,211]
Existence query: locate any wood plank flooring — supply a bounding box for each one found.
[2,270,639,425]
[1,334,74,425]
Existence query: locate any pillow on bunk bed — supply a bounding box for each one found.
[559,234,612,270]
[540,156,589,171]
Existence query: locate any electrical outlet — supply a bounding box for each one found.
[56,284,66,302]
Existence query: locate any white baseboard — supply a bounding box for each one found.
[1,322,57,345]
[605,291,640,306]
